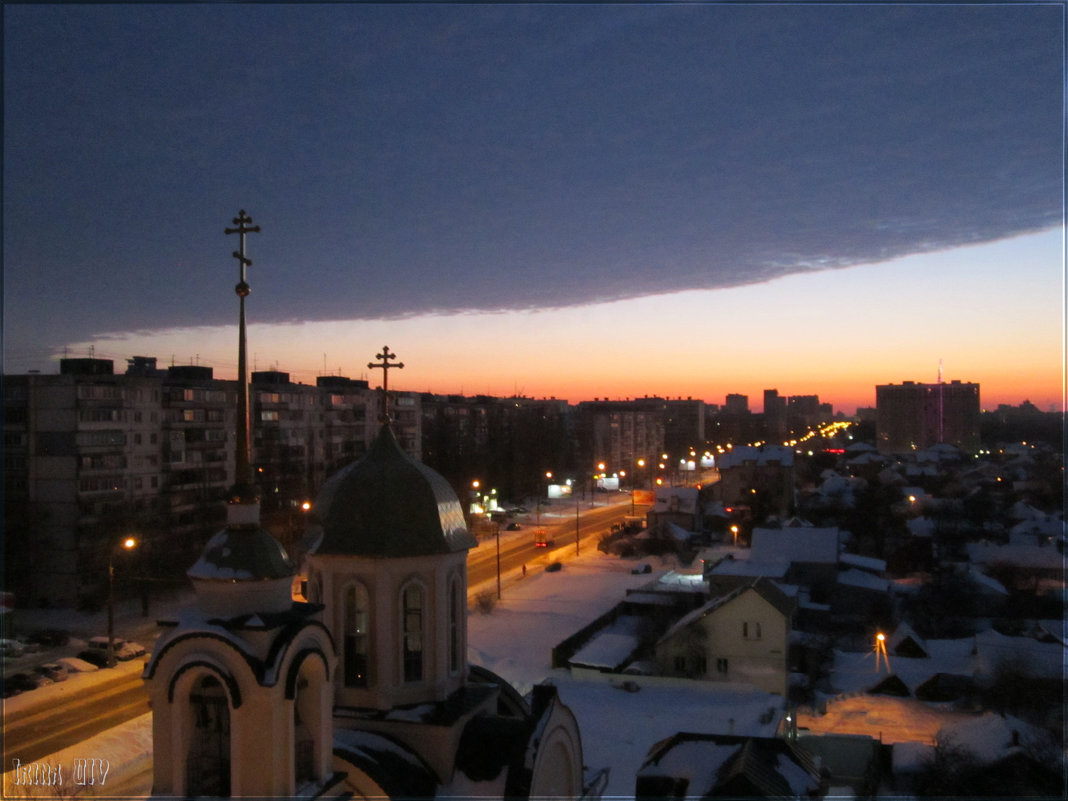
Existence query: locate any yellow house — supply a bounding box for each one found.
[654,578,796,696]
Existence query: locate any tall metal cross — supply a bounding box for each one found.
[225,209,260,294]
[368,346,404,422]
[225,210,260,499]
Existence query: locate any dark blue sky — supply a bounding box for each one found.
[3,3,1063,368]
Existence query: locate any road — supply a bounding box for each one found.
[3,666,149,767]
[2,498,646,767]
[468,499,645,588]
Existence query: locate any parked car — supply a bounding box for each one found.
[631,563,652,575]
[1,671,50,697]
[57,656,99,673]
[545,561,563,573]
[0,638,25,658]
[85,636,146,661]
[35,662,69,682]
[76,649,109,668]
[27,629,70,648]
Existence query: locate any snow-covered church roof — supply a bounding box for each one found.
[313,424,477,558]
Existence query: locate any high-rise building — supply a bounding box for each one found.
[724,394,749,415]
[763,389,786,442]
[2,358,399,606]
[875,380,980,454]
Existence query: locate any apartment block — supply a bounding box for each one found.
[875,380,980,454]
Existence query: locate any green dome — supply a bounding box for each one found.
[314,425,476,558]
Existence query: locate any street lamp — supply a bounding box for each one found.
[495,521,502,600]
[107,536,138,668]
[875,631,889,673]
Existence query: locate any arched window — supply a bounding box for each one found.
[343,583,370,687]
[186,674,230,797]
[402,583,424,682]
[448,575,462,674]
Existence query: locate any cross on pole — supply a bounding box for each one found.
[225,210,260,295]
[368,346,404,422]
[224,210,260,498]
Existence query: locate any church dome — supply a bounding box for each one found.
[314,425,476,557]
[188,525,295,581]
[187,515,296,617]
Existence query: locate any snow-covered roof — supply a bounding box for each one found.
[569,632,642,670]
[706,557,789,579]
[937,713,1056,765]
[839,553,887,573]
[965,541,1063,570]
[907,517,936,538]
[717,445,794,469]
[836,568,890,594]
[830,629,1066,695]
[964,567,1008,596]
[750,527,839,565]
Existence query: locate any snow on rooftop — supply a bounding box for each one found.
[569,631,641,670]
[966,541,1063,569]
[937,712,1056,766]
[750,527,839,565]
[707,558,789,578]
[839,552,886,573]
[551,677,783,797]
[836,568,890,593]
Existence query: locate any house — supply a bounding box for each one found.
[654,578,796,695]
[646,487,701,536]
[712,445,795,521]
[635,733,822,799]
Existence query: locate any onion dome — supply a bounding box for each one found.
[188,501,296,617]
[314,425,476,557]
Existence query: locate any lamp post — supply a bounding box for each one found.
[107,536,138,668]
[495,522,502,600]
[575,494,580,556]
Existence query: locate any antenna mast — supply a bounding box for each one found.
[937,358,944,444]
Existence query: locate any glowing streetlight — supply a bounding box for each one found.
[731,525,739,546]
[107,536,139,668]
[875,631,889,672]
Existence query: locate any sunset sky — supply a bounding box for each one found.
[4,4,1063,414]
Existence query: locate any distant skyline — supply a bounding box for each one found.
[4,4,1064,415]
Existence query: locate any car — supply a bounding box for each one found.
[26,629,70,648]
[86,636,146,661]
[1,671,50,697]
[76,649,109,668]
[56,656,99,673]
[545,561,563,573]
[631,563,652,575]
[35,662,69,682]
[506,522,522,531]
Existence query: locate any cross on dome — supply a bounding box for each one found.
[368,345,404,422]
